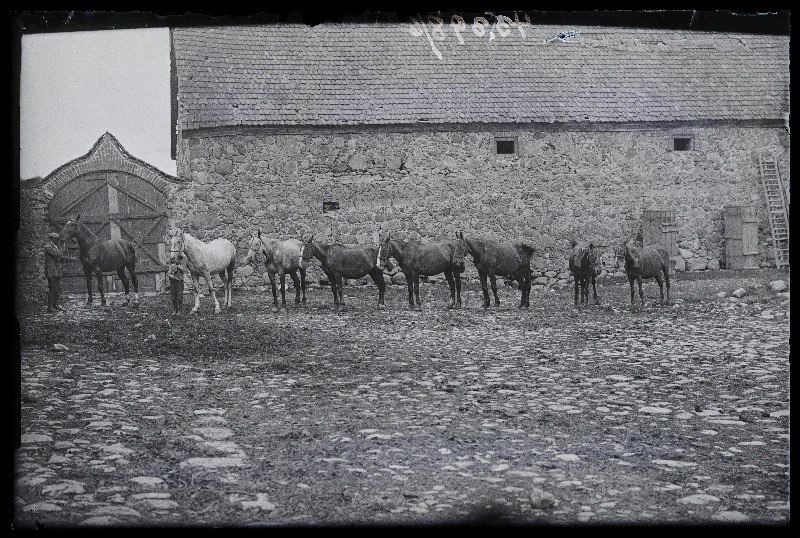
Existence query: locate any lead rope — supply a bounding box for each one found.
[299,245,305,269]
[376,245,382,269]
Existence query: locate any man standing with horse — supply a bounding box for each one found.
[44,232,73,313]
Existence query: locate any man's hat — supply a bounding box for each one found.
[48,232,60,239]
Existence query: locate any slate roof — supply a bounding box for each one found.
[171,23,790,129]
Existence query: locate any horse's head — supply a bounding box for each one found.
[614,242,640,270]
[59,214,85,246]
[587,244,603,275]
[570,244,590,272]
[300,235,316,265]
[169,230,186,263]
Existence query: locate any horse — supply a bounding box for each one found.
[242,230,307,312]
[300,236,386,310]
[59,215,139,307]
[380,232,466,309]
[568,240,602,306]
[614,241,671,308]
[170,229,236,314]
[463,235,535,308]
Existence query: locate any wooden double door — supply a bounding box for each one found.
[48,171,168,293]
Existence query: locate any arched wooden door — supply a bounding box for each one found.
[48,171,168,293]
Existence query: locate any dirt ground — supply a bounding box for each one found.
[13,269,790,528]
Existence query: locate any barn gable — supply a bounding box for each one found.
[171,23,790,130]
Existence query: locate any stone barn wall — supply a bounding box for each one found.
[172,123,788,291]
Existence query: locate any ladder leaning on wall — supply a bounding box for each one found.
[758,153,790,268]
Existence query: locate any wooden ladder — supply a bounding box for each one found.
[758,153,790,268]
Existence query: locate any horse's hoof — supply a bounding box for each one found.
[271,306,279,313]
[190,310,198,315]
[378,303,386,310]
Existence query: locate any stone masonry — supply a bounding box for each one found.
[172,123,789,291]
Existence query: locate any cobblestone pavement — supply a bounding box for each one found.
[14,271,790,527]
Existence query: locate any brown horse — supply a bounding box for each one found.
[242,230,306,312]
[300,236,386,310]
[614,242,671,308]
[569,240,602,306]
[464,236,535,308]
[59,215,139,307]
[381,232,466,309]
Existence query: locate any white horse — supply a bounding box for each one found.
[170,230,236,314]
[242,229,307,312]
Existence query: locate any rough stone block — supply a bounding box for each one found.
[686,257,708,271]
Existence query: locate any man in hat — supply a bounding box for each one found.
[44,232,73,313]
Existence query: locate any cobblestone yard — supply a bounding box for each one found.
[14,269,790,527]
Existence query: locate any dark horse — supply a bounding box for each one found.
[568,240,602,306]
[301,236,386,309]
[59,215,139,307]
[464,235,535,308]
[381,232,466,309]
[614,242,671,308]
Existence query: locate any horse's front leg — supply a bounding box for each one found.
[479,272,490,308]
[327,271,339,308]
[637,277,644,308]
[190,273,202,314]
[573,276,580,306]
[290,270,302,305]
[655,275,665,305]
[455,272,462,308]
[84,269,94,306]
[116,268,130,305]
[444,270,456,309]
[300,268,307,303]
[95,269,106,306]
[336,276,345,308]
[404,271,414,309]
[204,271,221,314]
[129,265,140,307]
[518,272,530,308]
[221,269,233,309]
[279,270,288,310]
[413,273,421,308]
[268,272,279,313]
[591,275,600,305]
[629,277,636,308]
[664,268,671,305]
[489,273,499,307]
[369,268,386,309]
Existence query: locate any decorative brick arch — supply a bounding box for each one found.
[43,133,184,293]
[43,132,182,199]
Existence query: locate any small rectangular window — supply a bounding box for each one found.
[495,137,518,156]
[673,136,693,151]
[323,201,340,213]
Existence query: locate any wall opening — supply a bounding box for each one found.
[672,136,694,151]
[495,138,518,156]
